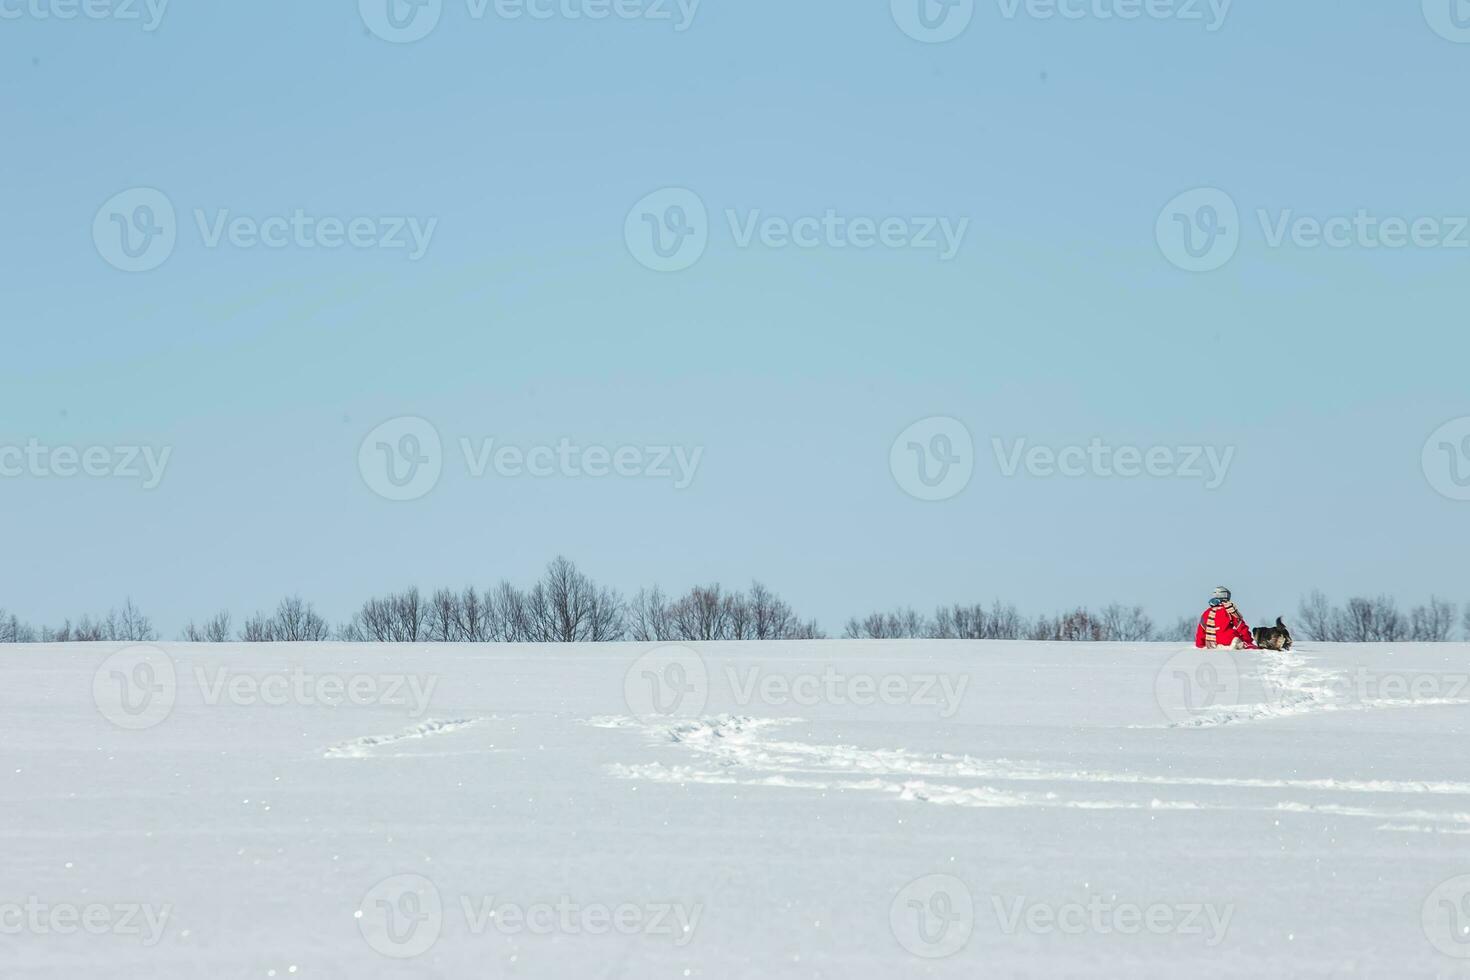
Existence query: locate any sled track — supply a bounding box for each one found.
[1155,647,1470,729]
[589,715,1470,833]
[323,717,495,758]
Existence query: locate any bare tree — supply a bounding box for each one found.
[632,581,816,641]
[1297,591,1338,642]
[1099,603,1154,642]
[1410,597,1457,642]
[1336,595,1408,643]
[844,608,925,639]
[520,557,625,643]
[628,587,674,642]
[1059,609,1105,642]
[426,588,461,642]
[113,599,155,641]
[42,601,158,642]
[1030,609,1105,642]
[929,603,984,639]
[789,618,825,639]
[725,588,756,640]
[239,612,277,642]
[183,611,233,643]
[0,610,36,643]
[273,596,331,641]
[670,585,733,641]
[748,582,797,639]
[486,581,530,642]
[1166,615,1198,642]
[341,587,428,642]
[441,586,487,642]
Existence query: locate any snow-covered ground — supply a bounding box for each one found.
[4,639,1470,978]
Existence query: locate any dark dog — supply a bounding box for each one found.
[1253,617,1293,651]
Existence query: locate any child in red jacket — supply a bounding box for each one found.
[1195,586,1257,649]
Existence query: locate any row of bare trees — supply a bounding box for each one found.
[7,576,1470,644]
[627,582,822,641]
[843,602,1156,642]
[339,557,628,642]
[1296,592,1463,643]
[0,600,157,643]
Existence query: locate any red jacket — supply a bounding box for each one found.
[1195,605,1255,649]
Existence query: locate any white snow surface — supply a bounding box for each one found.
[3,639,1470,978]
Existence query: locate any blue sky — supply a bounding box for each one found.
[3,1,1469,636]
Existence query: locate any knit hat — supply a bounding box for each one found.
[1210,586,1231,606]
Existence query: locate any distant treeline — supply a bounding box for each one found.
[1,560,1466,644]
